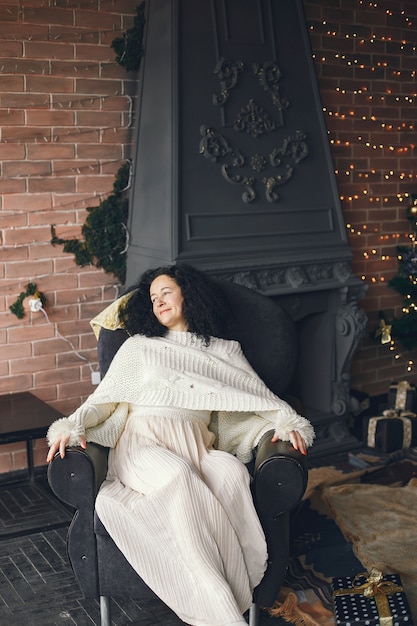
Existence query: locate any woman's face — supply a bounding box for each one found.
[150,274,187,331]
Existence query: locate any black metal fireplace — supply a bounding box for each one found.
[126,0,368,456]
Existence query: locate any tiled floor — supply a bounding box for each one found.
[0,526,186,625]
[0,480,71,539]
[0,474,284,626]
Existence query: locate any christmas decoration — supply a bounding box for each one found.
[111,4,145,72]
[50,162,130,284]
[376,195,417,351]
[10,283,46,319]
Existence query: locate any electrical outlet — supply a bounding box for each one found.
[29,298,43,312]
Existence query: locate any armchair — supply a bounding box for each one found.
[48,280,308,626]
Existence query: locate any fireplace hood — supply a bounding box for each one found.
[126,0,367,455]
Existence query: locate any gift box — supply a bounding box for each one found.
[388,380,416,413]
[332,570,411,626]
[363,411,417,452]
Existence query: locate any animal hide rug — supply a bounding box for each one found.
[323,477,417,622]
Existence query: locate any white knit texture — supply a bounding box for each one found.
[47,332,314,461]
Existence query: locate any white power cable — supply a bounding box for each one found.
[34,303,101,384]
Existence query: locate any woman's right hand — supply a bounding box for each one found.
[46,434,87,463]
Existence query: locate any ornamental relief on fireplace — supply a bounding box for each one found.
[199,57,308,204]
[210,261,359,295]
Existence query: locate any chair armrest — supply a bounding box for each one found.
[254,430,308,518]
[252,430,309,607]
[47,443,108,509]
[47,443,109,598]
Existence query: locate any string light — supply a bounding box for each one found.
[310,2,416,354]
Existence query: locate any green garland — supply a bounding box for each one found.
[51,162,130,284]
[48,6,145,284]
[111,4,145,72]
[10,283,46,319]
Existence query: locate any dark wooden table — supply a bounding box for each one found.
[0,392,62,481]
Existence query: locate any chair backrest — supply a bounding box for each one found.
[97,280,299,397]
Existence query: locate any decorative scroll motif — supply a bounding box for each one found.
[221,165,256,204]
[234,99,276,138]
[332,284,368,416]
[199,126,255,204]
[212,57,244,106]
[209,261,359,293]
[263,169,293,203]
[201,56,309,203]
[200,125,308,204]
[254,61,289,117]
[262,130,308,201]
[270,130,308,165]
[332,376,352,417]
[199,125,243,163]
[333,262,353,283]
[285,266,306,289]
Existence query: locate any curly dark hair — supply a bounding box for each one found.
[119,264,232,345]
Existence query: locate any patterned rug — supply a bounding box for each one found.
[273,448,417,625]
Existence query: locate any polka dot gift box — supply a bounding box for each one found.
[332,569,412,626]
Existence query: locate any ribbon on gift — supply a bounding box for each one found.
[393,380,414,411]
[367,410,415,448]
[333,568,404,626]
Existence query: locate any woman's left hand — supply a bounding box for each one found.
[271,430,307,455]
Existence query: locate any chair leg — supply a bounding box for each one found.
[249,602,260,626]
[100,596,111,626]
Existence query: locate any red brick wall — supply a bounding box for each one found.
[0,0,138,473]
[1,1,416,473]
[303,0,417,396]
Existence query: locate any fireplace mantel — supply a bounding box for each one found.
[126,0,368,456]
[207,262,367,457]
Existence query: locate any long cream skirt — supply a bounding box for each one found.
[95,406,268,626]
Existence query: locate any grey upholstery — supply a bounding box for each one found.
[48,280,308,625]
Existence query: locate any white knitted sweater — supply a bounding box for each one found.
[47,331,315,462]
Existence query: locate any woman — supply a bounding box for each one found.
[47,264,314,626]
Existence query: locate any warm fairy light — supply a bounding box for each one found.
[313,5,416,373]
[388,346,414,372]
